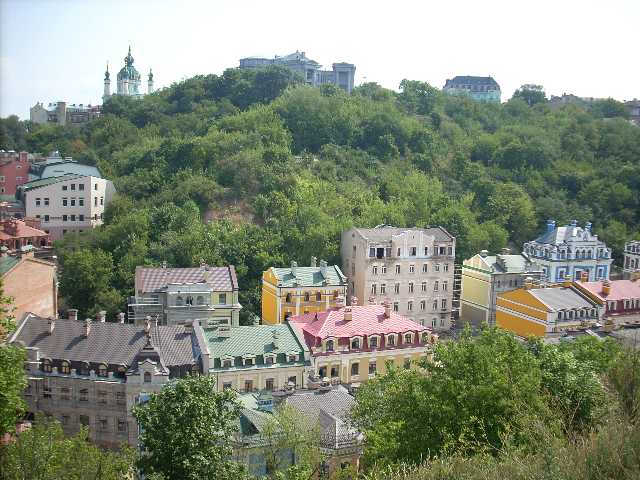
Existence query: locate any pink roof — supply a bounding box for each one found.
[582,280,640,301]
[0,221,48,240]
[290,305,428,340]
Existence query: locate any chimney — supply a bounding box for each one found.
[97,310,106,323]
[480,250,489,258]
[310,256,317,268]
[291,260,297,277]
[501,247,511,255]
[144,317,151,336]
[350,296,359,306]
[319,259,328,277]
[343,306,352,321]
[47,317,55,335]
[602,280,611,296]
[563,275,572,288]
[184,319,196,334]
[117,312,126,323]
[546,219,556,233]
[84,319,91,337]
[384,300,391,319]
[68,309,78,321]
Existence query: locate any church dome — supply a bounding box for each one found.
[117,46,141,81]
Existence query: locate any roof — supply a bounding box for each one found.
[10,314,201,368]
[204,324,305,362]
[0,220,48,241]
[21,174,86,192]
[290,305,428,340]
[480,254,542,274]
[580,280,640,302]
[445,76,500,88]
[532,223,604,246]
[529,287,597,311]
[136,265,238,293]
[353,226,454,243]
[272,265,346,288]
[0,256,19,275]
[39,161,101,179]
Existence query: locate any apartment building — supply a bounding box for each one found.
[21,174,115,240]
[341,226,456,330]
[623,241,640,278]
[575,279,640,326]
[261,257,347,325]
[129,264,242,326]
[204,323,309,392]
[8,313,206,448]
[0,150,29,196]
[290,299,436,388]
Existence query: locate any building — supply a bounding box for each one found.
[103,46,154,101]
[203,323,309,392]
[0,218,49,250]
[29,153,102,180]
[575,279,640,326]
[8,313,206,448]
[341,226,456,330]
[0,150,29,196]
[290,300,435,388]
[240,51,356,94]
[234,386,362,477]
[261,258,347,325]
[30,101,101,127]
[0,248,57,325]
[460,249,544,327]
[523,220,613,282]
[623,241,640,277]
[128,264,242,326]
[20,174,115,241]
[443,76,501,102]
[496,280,604,338]
[626,99,640,126]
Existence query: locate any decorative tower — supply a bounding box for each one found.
[117,45,141,96]
[103,62,111,102]
[148,68,154,94]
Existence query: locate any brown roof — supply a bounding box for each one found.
[136,265,238,293]
[0,219,48,240]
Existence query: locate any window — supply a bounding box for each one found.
[60,387,70,401]
[219,293,227,304]
[439,246,446,255]
[265,378,274,391]
[244,380,253,392]
[404,333,413,344]
[42,359,52,373]
[395,264,401,274]
[408,282,414,293]
[351,363,359,376]
[245,357,254,366]
[62,185,68,191]
[443,281,448,291]
[441,299,447,309]
[303,292,310,302]
[79,183,84,191]
[394,283,400,294]
[444,264,449,272]
[97,390,108,405]
[223,382,232,390]
[288,376,297,387]
[393,302,399,312]
[369,336,378,348]
[409,264,415,273]
[94,183,98,190]
[71,183,76,191]
[288,354,298,363]
[372,265,378,275]
[70,214,76,221]
[381,265,387,274]
[61,415,69,425]
[100,197,104,205]
[432,318,437,327]
[421,332,429,343]
[420,300,426,311]
[433,300,438,310]
[44,214,49,222]
[94,197,98,206]
[434,281,439,291]
[79,415,90,427]
[421,281,427,292]
[70,198,76,206]
[116,392,126,405]
[407,301,413,311]
[61,361,70,374]
[447,246,453,256]
[98,417,108,431]
[62,214,68,222]
[385,247,392,257]
[0,176,4,182]
[316,292,322,301]
[422,263,428,273]
[117,418,127,432]
[410,247,417,256]
[44,197,49,206]
[285,293,292,303]
[223,359,233,368]
[144,372,152,383]
[79,388,89,402]
[397,247,401,256]
[331,366,339,377]
[326,339,335,352]
[435,264,440,272]
[424,246,428,256]
[36,198,41,206]
[387,335,396,347]
[369,362,377,375]
[369,247,375,258]
[351,337,360,349]
[378,283,385,295]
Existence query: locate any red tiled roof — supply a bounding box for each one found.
[137,266,237,293]
[0,221,48,240]
[290,305,428,340]
[581,280,640,302]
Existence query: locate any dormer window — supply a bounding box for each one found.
[421,332,429,344]
[387,334,396,347]
[404,333,413,345]
[351,337,361,350]
[42,359,52,373]
[144,372,152,383]
[325,339,335,352]
[265,355,275,365]
[285,293,292,303]
[60,360,70,374]
[243,355,256,366]
[369,336,379,349]
[196,295,205,306]
[176,296,184,306]
[304,292,310,302]
[98,364,108,377]
[222,358,233,368]
[288,353,298,363]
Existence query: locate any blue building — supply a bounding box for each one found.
[523,220,613,282]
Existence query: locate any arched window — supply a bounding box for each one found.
[285,293,292,303]
[304,292,310,302]
[587,250,592,259]
[316,292,322,301]
[326,339,335,352]
[176,296,184,306]
[42,359,52,373]
[98,364,108,377]
[351,337,360,350]
[186,296,194,305]
[144,372,152,383]
[404,333,413,344]
[196,296,205,305]
[60,361,70,374]
[387,334,396,347]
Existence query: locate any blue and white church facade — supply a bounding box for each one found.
[103,46,153,102]
[523,220,613,282]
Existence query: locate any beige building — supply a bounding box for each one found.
[341,226,456,330]
[21,174,115,241]
[623,241,640,278]
[128,264,242,326]
[9,312,205,449]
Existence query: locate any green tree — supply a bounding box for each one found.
[0,344,27,436]
[132,375,245,480]
[398,79,441,115]
[512,84,547,106]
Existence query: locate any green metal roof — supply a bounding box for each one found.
[0,256,20,275]
[21,174,85,192]
[273,265,346,287]
[204,324,307,371]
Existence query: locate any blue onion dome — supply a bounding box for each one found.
[117,46,141,81]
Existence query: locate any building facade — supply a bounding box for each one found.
[290,301,435,388]
[204,323,309,392]
[623,241,640,277]
[240,51,356,94]
[523,220,613,282]
[575,280,640,326]
[443,76,501,102]
[0,150,29,197]
[495,280,604,338]
[21,174,115,241]
[30,102,101,127]
[261,258,347,325]
[129,264,242,326]
[8,313,205,448]
[341,226,456,331]
[0,249,57,323]
[460,249,544,327]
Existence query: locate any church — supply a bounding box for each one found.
[103,46,153,101]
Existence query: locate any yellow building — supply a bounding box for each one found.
[261,258,347,325]
[496,280,603,338]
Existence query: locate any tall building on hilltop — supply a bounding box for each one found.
[239,50,356,94]
[103,46,153,101]
[443,76,501,102]
[30,102,101,127]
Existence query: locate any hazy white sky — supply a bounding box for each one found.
[1,0,639,119]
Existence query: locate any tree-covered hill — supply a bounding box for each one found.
[1,67,639,320]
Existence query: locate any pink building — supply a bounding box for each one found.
[578,280,640,323]
[0,151,29,197]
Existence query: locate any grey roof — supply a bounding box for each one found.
[483,254,543,274]
[137,266,238,293]
[533,224,604,246]
[354,226,454,243]
[39,161,102,179]
[445,76,500,88]
[21,174,86,192]
[10,314,201,368]
[272,265,346,288]
[530,287,596,311]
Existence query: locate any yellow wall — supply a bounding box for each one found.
[496,310,547,337]
[461,269,490,308]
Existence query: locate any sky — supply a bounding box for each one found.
[1,0,639,119]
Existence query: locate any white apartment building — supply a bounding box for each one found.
[341,226,456,331]
[623,240,640,278]
[21,174,115,241]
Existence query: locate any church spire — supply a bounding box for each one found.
[104,62,110,81]
[148,68,154,94]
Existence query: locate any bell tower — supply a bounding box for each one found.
[103,62,111,102]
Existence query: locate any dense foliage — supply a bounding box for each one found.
[1,67,639,319]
